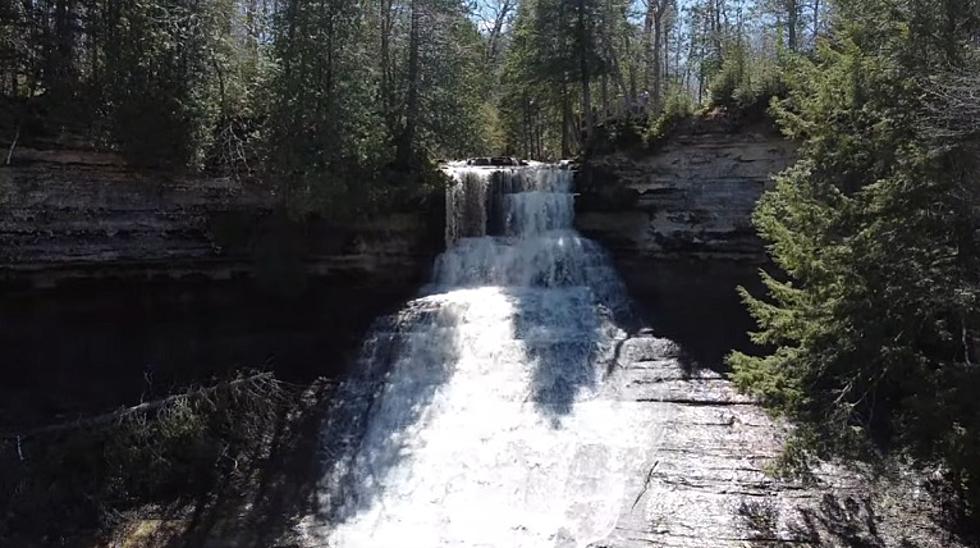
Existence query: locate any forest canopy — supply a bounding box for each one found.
[1,1,821,181]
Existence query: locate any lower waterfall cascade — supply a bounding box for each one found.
[310,162,662,547]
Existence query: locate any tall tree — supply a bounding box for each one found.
[730,0,980,517]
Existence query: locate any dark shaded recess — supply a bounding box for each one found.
[614,258,768,372]
[573,166,641,212]
[0,276,419,431]
[486,170,539,235]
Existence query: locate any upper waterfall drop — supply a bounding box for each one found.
[313,161,648,548]
[435,162,630,315]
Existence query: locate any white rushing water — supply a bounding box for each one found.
[312,163,648,547]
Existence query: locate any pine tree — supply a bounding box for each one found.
[729,0,980,519]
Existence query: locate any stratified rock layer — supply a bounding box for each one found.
[0,149,439,288]
[592,334,960,548]
[577,123,796,262]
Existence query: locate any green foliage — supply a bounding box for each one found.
[729,0,980,522]
[709,38,787,115]
[644,89,692,148]
[497,0,624,158]
[2,0,488,214]
[708,53,742,110]
[260,0,490,215]
[263,0,385,215]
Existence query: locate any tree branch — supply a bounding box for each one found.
[3,372,279,441]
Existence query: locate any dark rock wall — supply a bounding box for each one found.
[0,149,442,428]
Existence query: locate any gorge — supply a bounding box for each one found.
[4,0,979,542]
[0,133,967,547]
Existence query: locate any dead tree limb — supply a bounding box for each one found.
[3,372,278,441]
[5,120,20,165]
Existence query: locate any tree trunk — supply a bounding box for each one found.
[6,373,281,441]
[663,17,670,88]
[812,0,820,43]
[380,0,393,131]
[601,73,609,122]
[561,80,571,158]
[710,0,720,61]
[787,0,798,51]
[576,0,593,140]
[486,0,513,63]
[324,1,336,128]
[53,0,76,100]
[397,0,421,168]
[641,0,654,99]
[651,3,664,112]
[523,97,531,158]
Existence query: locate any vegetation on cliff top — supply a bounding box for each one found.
[1,0,820,195]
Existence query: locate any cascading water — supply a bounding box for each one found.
[312,162,649,547]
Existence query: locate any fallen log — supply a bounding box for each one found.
[2,372,279,442]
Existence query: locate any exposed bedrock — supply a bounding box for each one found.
[0,149,443,428]
[593,335,962,548]
[0,148,441,289]
[576,121,796,262]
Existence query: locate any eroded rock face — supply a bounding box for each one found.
[597,335,962,548]
[0,149,439,288]
[0,149,444,429]
[577,124,796,262]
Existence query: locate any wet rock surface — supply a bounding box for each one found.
[282,331,963,548]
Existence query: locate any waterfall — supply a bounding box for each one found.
[313,162,645,547]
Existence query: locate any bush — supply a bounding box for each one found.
[645,90,694,148]
[709,39,788,115]
[709,58,742,110]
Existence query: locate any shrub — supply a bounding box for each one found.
[645,90,694,148]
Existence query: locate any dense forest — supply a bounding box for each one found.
[3,0,980,539]
[1,0,830,192]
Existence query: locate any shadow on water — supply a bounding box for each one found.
[316,282,620,525]
[508,286,615,425]
[316,295,462,524]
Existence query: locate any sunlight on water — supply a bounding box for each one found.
[311,164,649,547]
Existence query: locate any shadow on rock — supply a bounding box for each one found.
[737,495,904,548]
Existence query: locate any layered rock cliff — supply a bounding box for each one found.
[0,148,444,430]
[577,119,796,263]
[0,148,441,288]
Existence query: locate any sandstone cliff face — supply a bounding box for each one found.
[0,149,440,288]
[577,122,796,262]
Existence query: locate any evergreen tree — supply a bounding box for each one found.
[729,0,980,519]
